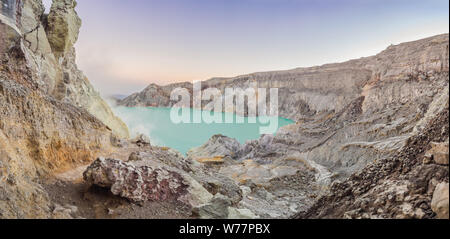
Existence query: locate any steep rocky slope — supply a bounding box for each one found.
[0,0,128,218]
[296,89,449,219]
[14,0,128,138]
[1,0,218,219]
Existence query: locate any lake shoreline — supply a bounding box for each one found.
[112,106,295,155]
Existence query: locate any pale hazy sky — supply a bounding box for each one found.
[42,0,449,96]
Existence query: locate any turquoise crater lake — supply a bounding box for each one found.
[113,107,294,155]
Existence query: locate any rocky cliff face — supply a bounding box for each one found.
[120,34,448,120]
[0,0,129,218]
[18,0,129,138]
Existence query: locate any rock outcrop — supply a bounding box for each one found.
[425,141,449,165]
[119,82,193,108]
[8,0,129,138]
[0,0,128,218]
[187,135,242,160]
[431,182,449,219]
[83,158,213,207]
[45,0,81,58]
[192,193,259,219]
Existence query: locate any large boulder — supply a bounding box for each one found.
[19,0,62,94]
[425,141,449,165]
[45,0,81,58]
[83,158,212,207]
[431,182,449,219]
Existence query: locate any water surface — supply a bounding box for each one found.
[113,107,294,155]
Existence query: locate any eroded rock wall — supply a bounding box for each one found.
[6,0,130,138]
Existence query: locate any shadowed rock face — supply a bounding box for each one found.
[1,0,14,18]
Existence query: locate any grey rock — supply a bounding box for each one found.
[83,158,212,207]
[431,182,449,219]
[193,194,232,219]
[228,207,259,219]
[425,141,449,165]
[191,172,243,205]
